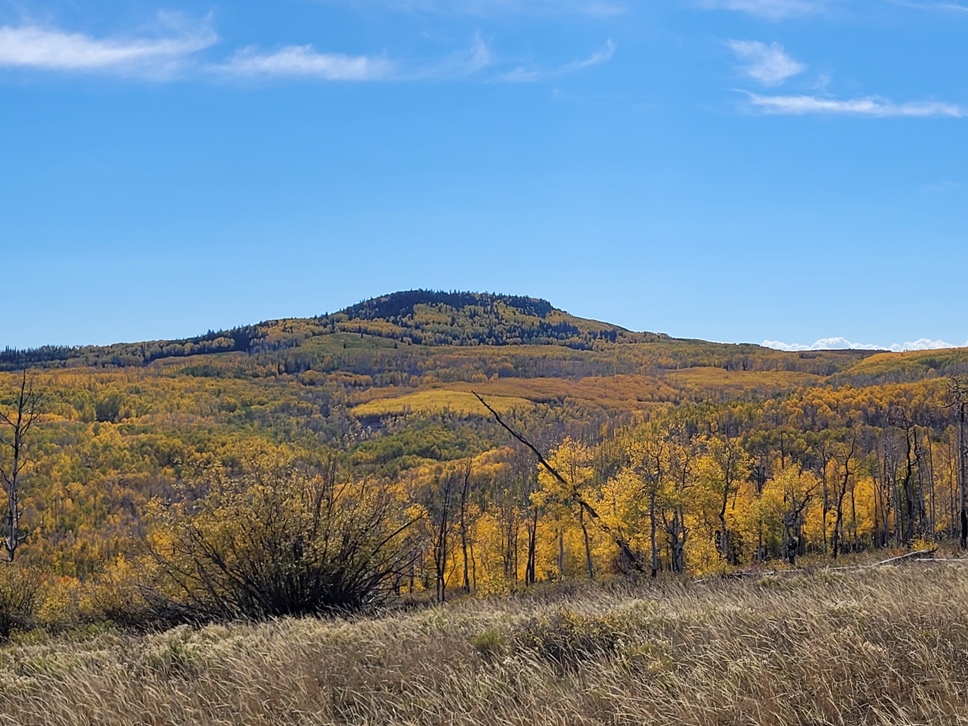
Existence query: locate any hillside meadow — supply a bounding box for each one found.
[2,563,968,725]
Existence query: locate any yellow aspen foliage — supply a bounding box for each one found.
[469,511,506,593]
[694,435,751,566]
[534,439,601,580]
[599,467,649,556]
[759,466,819,560]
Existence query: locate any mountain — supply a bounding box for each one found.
[324,290,665,348]
[4,289,966,392]
[4,288,964,399]
[0,288,897,415]
[2,290,658,370]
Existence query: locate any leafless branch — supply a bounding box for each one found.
[473,392,644,573]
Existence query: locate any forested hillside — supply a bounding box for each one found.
[2,290,967,627]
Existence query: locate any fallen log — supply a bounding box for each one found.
[874,548,937,566]
[697,548,953,581]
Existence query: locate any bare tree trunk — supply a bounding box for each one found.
[429,472,457,603]
[945,378,968,548]
[850,477,859,551]
[913,427,928,538]
[960,400,967,548]
[649,489,659,578]
[820,448,830,556]
[831,439,855,559]
[927,436,937,538]
[672,509,688,573]
[872,462,883,549]
[525,508,538,586]
[470,540,477,591]
[0,371,41,563]
[718,484,730,563]
[503,514,518,582]
[434,511,448,603]
[579,508,594,581]
[902,427,915,546]
[459,464,471,594]
[557,528,565,581]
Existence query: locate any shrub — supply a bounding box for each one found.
[0,564,42,639]
[83,556,158,630]
[144,465,421,622]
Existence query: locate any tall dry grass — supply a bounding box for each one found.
[2,565,968,725]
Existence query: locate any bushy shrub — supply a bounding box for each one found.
[82,556,158,630]
[144,465,421,622]
[0,564,42,639]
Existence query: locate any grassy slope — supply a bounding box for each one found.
[3,564,968,725]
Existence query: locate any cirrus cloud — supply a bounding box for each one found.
[697,0,828,20]
[742,91,966,117]
[312,0,625,17]
[217,45,393,80]
[0,17,216,74]
[729,40,804,85]
[499,38,615,82]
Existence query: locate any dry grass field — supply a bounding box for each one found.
[351,389,533,417]
[3,564,968,725]
[349,367,822,419]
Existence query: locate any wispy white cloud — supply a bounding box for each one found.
[742,91,966,117]
[318,0,625,17]
[564,38,615,71]
[408,34,492,80]
[887,0,968,12]
[698,0,827,20]
[218,45,392,80]
[729,40,804,85]
[218,34,497,82]
[0,13,604,85]
[921,179,962,193]
[0,15,216,74]
[499,38,614,82]
[762,337,965,352]
[461,0,624,15]
[500,66,542,83]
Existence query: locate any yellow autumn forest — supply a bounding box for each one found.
[3,291,968,724]
[0,291,964,621]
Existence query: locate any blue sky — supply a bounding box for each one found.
[1,0,965,351]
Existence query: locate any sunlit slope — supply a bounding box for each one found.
[831,347,968,385]
[350,369,822,418]
[1,290,869,378]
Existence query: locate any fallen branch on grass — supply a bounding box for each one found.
[697,548,958,582]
